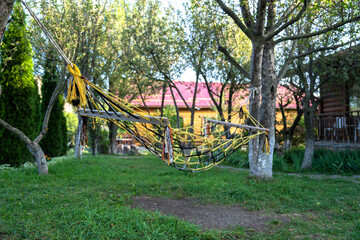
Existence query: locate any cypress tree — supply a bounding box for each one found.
[40,51,67,157]
[0,2,40,166]
[60,112,68,156]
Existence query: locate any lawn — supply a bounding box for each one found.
[0,154,359,239]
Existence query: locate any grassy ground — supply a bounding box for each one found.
[1,154,359,239]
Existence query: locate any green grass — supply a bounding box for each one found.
[1,154,360,239]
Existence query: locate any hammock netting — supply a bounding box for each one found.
[18,0,268,173]
[66,64,268,172]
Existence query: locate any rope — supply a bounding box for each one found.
[246,85,262,106]
[19,0,73,66]
[20,0,269,172]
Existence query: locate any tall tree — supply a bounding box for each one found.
[214,0,360,179]
[120,0,185,126]
[30,0,127,156]
[0,2,40,166]
[183,0,251,134]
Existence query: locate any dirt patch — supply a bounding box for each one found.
[131,196,289,231]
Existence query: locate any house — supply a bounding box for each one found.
[115,81,297,146]
[316,47,360,148]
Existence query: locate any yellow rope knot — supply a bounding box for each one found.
[239,105,249,121]
[66,63,87,108]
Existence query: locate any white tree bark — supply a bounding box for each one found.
[301,105,316,169]
[249,41,277,179]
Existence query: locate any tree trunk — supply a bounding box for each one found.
[27,142,48,174]
[0,0,15,41]
[108,121,117,154]
[90,127,98,156]
[0,117,48,175]
[248,42,264,177]
[249,41,276,179]
[75,115,83,158]
[249,42,278,179]
[283,138,292,152]
[301,106,315,169]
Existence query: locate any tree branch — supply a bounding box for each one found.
[255,0,267,35]
[292,38,360,59]
[215,0,252,39]
[271,2,300,31]
[240,0,254,30]
[265,0,309,41]
[277,40,298,81]
[218,44,251,79]
[35,78,68,143]
[274,15,360,44]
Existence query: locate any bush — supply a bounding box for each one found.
[0,2,40,166]
[225,147,360,175]
[225,149,249,168]
[313,149,360,174]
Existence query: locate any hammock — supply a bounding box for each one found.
[20,0,269,172]
[66,64,269,172]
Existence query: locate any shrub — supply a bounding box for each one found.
[225,149,249,168]
[0,2,40,166]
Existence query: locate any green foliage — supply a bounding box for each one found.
[156,105,183,129]
[0,155,359,239]
[0,2,40,166]
[88,118,109,154]
[225,149,249,168]
[313,149,360,174]
[64,112,78,147]
[60,113,68,155]
[226,147,360,175]
[39,52,67,157]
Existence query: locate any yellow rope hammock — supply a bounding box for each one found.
[19,0,269,172]
[66,64,269,172]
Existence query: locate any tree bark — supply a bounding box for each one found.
[75,115,83,158]
[0,0,15,41]
[108,121,117,154]
[301,105,315,169]
[248,42,266,178]
[27,141,48,174]
[249,41,276,179]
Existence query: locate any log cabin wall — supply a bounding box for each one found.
[319,80,348,114]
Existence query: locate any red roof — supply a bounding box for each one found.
[130,81,297,109]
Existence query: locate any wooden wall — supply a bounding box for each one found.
[320,81,348,114]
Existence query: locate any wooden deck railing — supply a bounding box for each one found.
[316,111,360,143]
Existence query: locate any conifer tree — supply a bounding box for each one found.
[0,1,40,166]
[40,51,67,157]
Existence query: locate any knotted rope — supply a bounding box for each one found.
[66,64,87,108]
